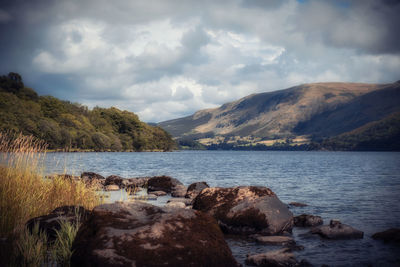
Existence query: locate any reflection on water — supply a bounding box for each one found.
[41,151,400,266]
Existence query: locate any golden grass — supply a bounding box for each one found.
[0,132,101,237]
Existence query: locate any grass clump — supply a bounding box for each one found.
[0,132,102,265]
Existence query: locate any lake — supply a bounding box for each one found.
[42,150,400,266]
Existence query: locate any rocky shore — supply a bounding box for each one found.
[33,172,398,266]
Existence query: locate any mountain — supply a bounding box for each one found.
[0,72,176,151]
[159,81,400,150]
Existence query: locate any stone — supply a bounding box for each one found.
[167,198,192,206]
[192,186,293,235]
[151,190,167,196]
[252,235,296,246]
[165,202,186,209]
[26,206,91,242]
[372,228,400,243]
[294,214,323,227]
[105,175,124,188]
[245,248,299,267]
[81,172,105,190]
[311,220,363,239]
[288,202,308,207]
[185,181,209,199]
[126,177,149,188]
[81,172,105,180]
[171,184,187,197]
[71,202,238,267]
[105,184,120,191]
[147,175,184,194]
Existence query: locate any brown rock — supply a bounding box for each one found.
[167,198,193,206]
[126,177,149,188]
[105,184,120,191]
[171,184,187,197]
[294,214,323,227]
[71,202,238,267]
[26,206,90,242]
[311,219,363,239]
[192,186,293,235]
[147,175,183,193]
[105,175,124,188]
[288,202,308,207]
[372,228,400,243]
[81,172,105,180]
[165,202,186,209]
[185,181,209,199]
[151,190,167,196]
[245,248,298,267]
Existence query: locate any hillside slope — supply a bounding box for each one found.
[0,73,176,151]
[159,81,400,149]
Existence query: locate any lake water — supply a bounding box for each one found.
[42,150,400,266]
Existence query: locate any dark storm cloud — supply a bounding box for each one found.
[0,0,399,122]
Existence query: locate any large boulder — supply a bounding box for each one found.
[126,177,149,188]
[26,206,91,242]
[81,172,105,190]
[171,184,188,197]
[71,202,237,267]
[185,181,209,199]
[192,186,293,235]
[311,219,363,239]
[294,214,323,227]
[372,228,400,244]
[147,175,184,194]
[105,175,124,188]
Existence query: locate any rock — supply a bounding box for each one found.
[252,235,296,246]
[105,184,120,191]
[192,186,293,235]
[171,184,187,197]
[126,177,149,188]
[372,228,400,243]
[146,194,158,200]
[185,181,209,199]
[81,172,105,180]
[245,248,299,267]
[288,202,308,207]
[311,219,363,239]
[151,190,167,196]
[294,214,323,227]
[105,175,124,188]
[165,202,186,209]
[26,206,91,242]
[167,198,192,206]
[71,202,238,267]
[147,175,184,193]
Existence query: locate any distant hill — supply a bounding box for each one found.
[0,72,176,151]
[159,81,400,151]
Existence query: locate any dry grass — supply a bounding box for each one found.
[0,132,101,237]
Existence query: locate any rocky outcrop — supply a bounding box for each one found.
[192,186,293,235]
[311,219,363,239]
[105,175,124,188]
[372,228,400,243]
[294,214,323,227]
[147,175,184,194]
[245,248,300,267]
[185,181,209,199]
[71,202,237,267]
[26,206,91,242]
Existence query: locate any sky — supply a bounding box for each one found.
[0,0,399,122]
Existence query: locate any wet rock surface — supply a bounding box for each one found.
[372,228,400,244]
[252,235,296,246]
[185,181,209,199]
[171,184,187,197]
[71,202,238,267]
[294,214,323,227]
[311,219,363,239]
[245,247,303,267]
[147,175,184,194]
[288,202,308,207]
[192,186,293,235]
[105,175,124,188]
[26,206,91,242]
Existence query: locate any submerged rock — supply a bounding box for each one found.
[288,202,308,207]
[252,235,296,246]
[311,219,363,239]
[185,181,209,199]
[372,228,400,244]
[294,214,323,227]
[245,248,299,267]
[26,206,91,242]
[192,186,293,235]
[71,202,238,267]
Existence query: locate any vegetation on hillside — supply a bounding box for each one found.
[0,72,176,151]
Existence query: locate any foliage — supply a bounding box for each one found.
[0,72,176,151]
[51,218,81,266]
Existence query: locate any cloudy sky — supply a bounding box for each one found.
[0,0,399,122]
